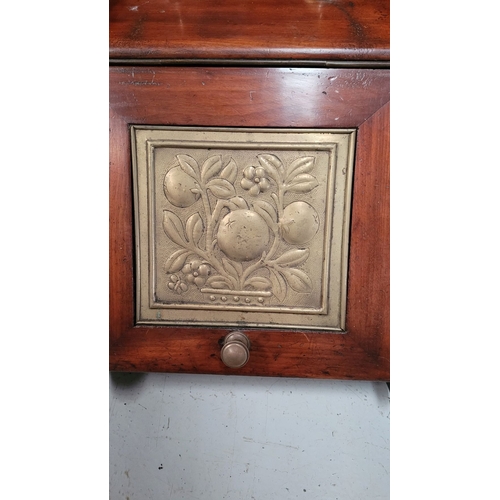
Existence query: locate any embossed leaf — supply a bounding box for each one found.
[186,213,204,246]
[269,269,287,302]
[274,248,310,267]
[162,210,187,246]
[253,200,278,231]
[226,196,249,210]
[163,249,190,273]
[176,154,199,181]
[286,156,315,181]
[280,267,313,293]
[207,178,237,199]
[206,275,233,289]
[245,276,272,291]
[220,158,238,184]
[201,155,223,182]
[257,154,284,183]
[222,258,242,279]
[285,174,319,194]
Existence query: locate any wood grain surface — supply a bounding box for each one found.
[110,0,390,62]
[109,66,389,379]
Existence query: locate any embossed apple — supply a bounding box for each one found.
[217,210,270,262]
[163,166,200,208]
[280,201,320,245]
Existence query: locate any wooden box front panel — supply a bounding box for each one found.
[109,66,389,380]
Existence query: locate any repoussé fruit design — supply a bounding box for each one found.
[161,153,320,302]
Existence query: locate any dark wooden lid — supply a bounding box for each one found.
[110,0,389,63]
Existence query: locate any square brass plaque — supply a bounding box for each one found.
[132,127,356,331]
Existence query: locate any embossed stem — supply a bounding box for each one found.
[206,199,225,254]
[265,221,282,261]
[198,183,213,253]
[269,185,286,257]
[271,191,284,219]
[198,192,239,289]
[239,254,266,286]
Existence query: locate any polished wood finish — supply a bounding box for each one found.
[110,0,390,62]
[109,66,389,379]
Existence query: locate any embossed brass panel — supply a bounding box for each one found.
[132,127,355,331]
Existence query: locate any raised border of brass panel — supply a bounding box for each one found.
[131,126,356,331]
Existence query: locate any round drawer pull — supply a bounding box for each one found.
[221,331,250,368]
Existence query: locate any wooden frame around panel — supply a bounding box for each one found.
[110,66,389,379]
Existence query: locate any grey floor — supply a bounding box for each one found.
[110,373,390,499]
